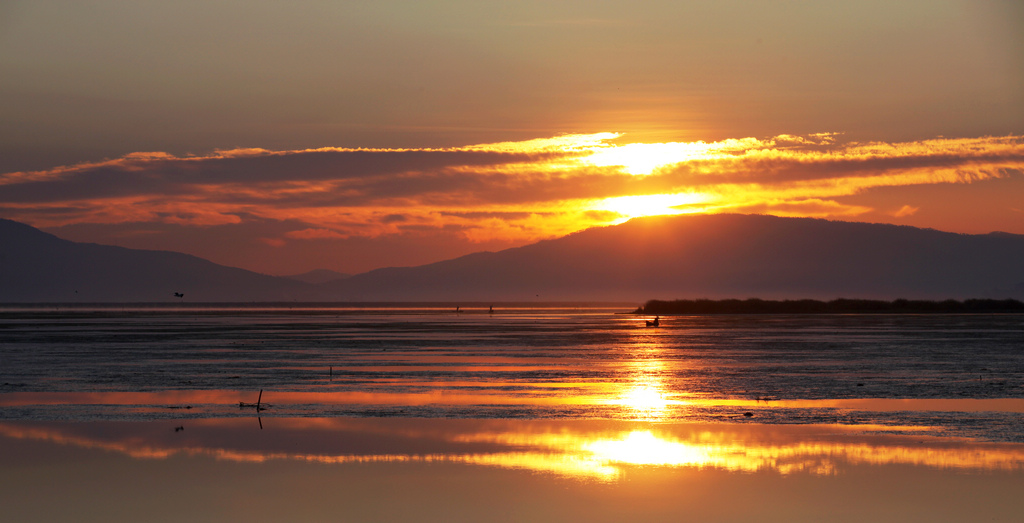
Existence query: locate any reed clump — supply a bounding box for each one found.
[634,298,1024,315]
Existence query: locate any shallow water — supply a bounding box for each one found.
[2,417,1024,523]
[3,307,1023,441]
[3,307,1024,522]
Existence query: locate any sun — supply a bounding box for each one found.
[570,138,717,221]
[583,141,724,175]
[595,192,710,222]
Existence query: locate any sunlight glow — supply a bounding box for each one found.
[604,336,675,421]
[466,132,621,154]
[594,192,710,221]
[585,141,718,175]
[584,430,707,466]
[9,133,1024,251]
[582,137,767,175]
[619,386,670,412]
[7,421,1023,484]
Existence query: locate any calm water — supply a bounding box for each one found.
[4,307,1024,522]
[2,306,1023,441]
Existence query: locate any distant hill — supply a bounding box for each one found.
[323,214,1024,301]
[0,219,328,302]
[281,269,351,284]
[3,214,1024,302]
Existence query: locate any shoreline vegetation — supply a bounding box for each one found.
[0,301,635,309]
[634,298,1024,315]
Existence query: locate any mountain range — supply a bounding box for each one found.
[281,269,352,285]
[0,219,325,302]
[2,214,1023,302]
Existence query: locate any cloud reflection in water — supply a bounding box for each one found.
[2,419,1022,482]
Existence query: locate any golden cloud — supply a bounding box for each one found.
[894,205,920,217]
[2,133,1022,244]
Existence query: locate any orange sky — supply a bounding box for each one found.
[1,1,1022,274]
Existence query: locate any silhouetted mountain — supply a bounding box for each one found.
[281,269,351,284]
[0,219,328,302]
[4,215,1024,302]
[323,214,1024,301]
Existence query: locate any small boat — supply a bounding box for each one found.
[645,316,660,327]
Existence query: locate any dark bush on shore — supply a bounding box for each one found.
[634,298,1024,315]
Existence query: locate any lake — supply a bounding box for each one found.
[2,306,1023,521]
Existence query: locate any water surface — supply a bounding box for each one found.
[2,307,1022,441]
[4,306,1024,521]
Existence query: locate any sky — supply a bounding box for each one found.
[1,0,1022,275]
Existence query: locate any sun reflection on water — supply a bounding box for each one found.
[616,387,670,415]
[605,328,678,420]
[583,430,706,467]
[2,420,1023,483]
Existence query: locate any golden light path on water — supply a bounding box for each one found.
[605,331,673,419]
[0,312,1020,417]
[2,419,1023,483]
[6,390,1023,415]
[4,310,1024,488]
[4,321,1023,483]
